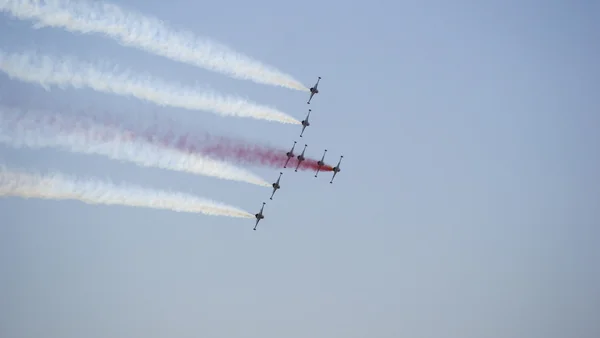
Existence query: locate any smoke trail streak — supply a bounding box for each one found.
[71,108,335,172]
[0,166,253,218]
[0,0,307,91]
[186,135,335,172]
[0,106,271,187]
[0,49,300,124]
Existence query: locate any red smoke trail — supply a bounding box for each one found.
[6,105,335,172]
[188,137,334,172]
[129,126,334,172]
[59,106,336,172]
[152,132,332,172]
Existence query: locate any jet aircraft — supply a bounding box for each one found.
[330,156,343,183]
[254,202,266,230]
[270,172,283,200]
[314,149,327,177]
[283,141,297,168]
[295,144,308,172]
[300,109,311,137]
[307,76,321,104]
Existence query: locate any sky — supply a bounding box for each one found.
[0,0,599,337]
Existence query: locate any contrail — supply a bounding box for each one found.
[0,166,254,218]
[0,49,300,124]
[0,106,271,187]
[0,0,308,91]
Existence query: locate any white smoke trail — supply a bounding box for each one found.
[0,106,271,187]
[0,49,301,124]
[0,166,254,218]
[0,0,308,91]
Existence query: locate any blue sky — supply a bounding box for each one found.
[1,0,599,337]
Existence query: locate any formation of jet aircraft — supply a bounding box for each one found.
[254,76,344,231]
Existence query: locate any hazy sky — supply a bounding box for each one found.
[1,0,599,337]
